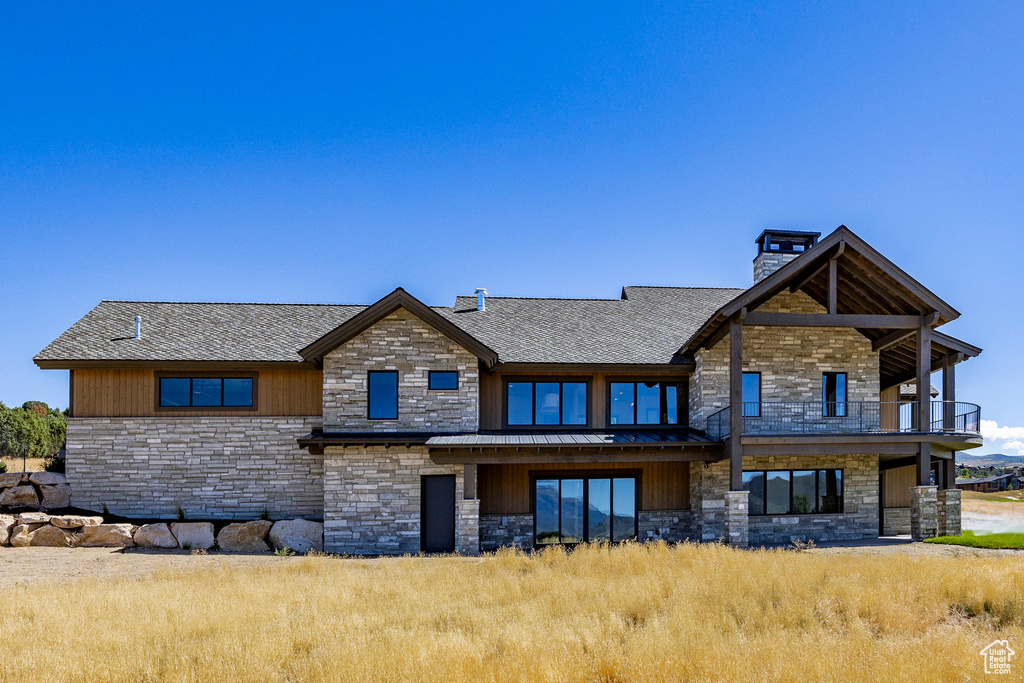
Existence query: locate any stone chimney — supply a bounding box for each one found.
[753,230,820,283]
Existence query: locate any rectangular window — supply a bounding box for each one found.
[368,371,399,420]
[822,372,847,417]
[158,376,254,408]
[607,381,683,425]
[743,469,844,515]
[742,372,761,417]
[505,381,588,426]
[534,475,637,545]
[428,371,458,390]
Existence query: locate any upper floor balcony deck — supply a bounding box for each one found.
[705,401,981,441]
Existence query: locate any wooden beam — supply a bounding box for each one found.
[729,318,743,491]
[789,262,828,293]
[828,253,838,314]
[743,313,921,328]
[872,329,917,352]
[744,442,918,457]
[464,463,477,499]
[917,322,932,486]
[429,448,724,464]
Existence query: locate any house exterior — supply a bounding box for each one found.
[956,471,1020,493]
[35,226,983,553]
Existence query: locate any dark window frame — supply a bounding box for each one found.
[503,378,591,429]
[155,372,258,411]
[428,371,459,391]
[742,371,762,418]
[606,379,686,427]
[742,468,844,516]
[822,372,848,418]
[529,469,641,547]
[367,370,400,420]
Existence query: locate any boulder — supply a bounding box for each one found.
[0,514,16,545]
[0,485,39,508]
[50,515,104,529]
[134,523,178,549]
[0,473,26,488]
[269,519,324,554]
[39,484,72,509]
[28,524,73,547]
[171,522,215,550]
[80,524,136,548]
[9,524,44,547]
[216,520,272,553]
[29,472,66,486]
[16,511,50,525]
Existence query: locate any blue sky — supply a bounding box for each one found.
[1,3,1021,454]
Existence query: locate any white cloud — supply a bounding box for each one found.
[980,419,1024,441]
[1000,440,1024,456]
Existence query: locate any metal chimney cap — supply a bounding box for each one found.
[474,288,487,311]
[134,315,142,340]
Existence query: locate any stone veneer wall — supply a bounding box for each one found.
[66,417,324,519]
[882,507,911,536]
[323,446,469,555]
[480,513,533,551]
[638,510,696,543]
[322,309,479,432]
[754,251,800,283]
[689,290,880,430]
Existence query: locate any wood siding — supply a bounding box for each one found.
[884,464,915,507]
[479,369,689,430]
[478,461,690,514]
[71,367,322,417]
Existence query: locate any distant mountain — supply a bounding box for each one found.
[957,453,1024,467]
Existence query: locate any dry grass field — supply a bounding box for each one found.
[0,543,1020,682]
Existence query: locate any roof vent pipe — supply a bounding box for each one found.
[134,316,142,340]
[475,288,487,312]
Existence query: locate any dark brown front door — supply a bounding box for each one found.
[421,475,456,553]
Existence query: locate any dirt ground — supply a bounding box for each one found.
[0,547,289,589]
[0,540,1014,590]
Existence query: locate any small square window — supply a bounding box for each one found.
[428,371,458,390]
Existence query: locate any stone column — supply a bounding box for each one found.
[937,489,961,537]
[910,485,938,540]
[723,490,749,548]
[457,498,480,556]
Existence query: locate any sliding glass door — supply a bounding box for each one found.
[534,476,637,546]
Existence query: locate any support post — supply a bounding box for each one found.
[942,355,956,432]
[729,317,744,491]
[917,319,932,487]
[463,463,476,500]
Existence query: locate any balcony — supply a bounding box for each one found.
[705,401,981,441]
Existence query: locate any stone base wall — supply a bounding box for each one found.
[457,498,480,556]
[323,446,466,555]
[911,485,938,540]
[937,489,961,537]
[66,417,324,520]
[724,491,749,546]
[639,510,696,542]
[882,507,910,536]
[480,514,533,551]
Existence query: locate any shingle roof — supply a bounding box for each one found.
[35,300,366,363]
[36,286,745,365]
[440,287,743,364]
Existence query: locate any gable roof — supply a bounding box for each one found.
[437,286,743,364]
[298,288,499,369]
[681,225,962,355]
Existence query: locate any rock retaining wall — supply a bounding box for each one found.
[0,513,324,553]
[0,472,72,510]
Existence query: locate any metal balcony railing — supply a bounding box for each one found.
[704,401,981,441]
